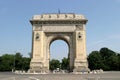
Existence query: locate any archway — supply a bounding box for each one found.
[30,13,89,73]
[49,39,69,71]
[50,40,69,61]
[45,34,74,72]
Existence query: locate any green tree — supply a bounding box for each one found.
[49,59,60,71]
[107,55,119,70]
[61,57,69,70]
[99,47,117,70]
[100,47,116,60]
[88,51,103,70]
[22,57,31,71]
[88,47,120,71]
[15,52,23,70]
[117,54,120,70]
[0,52,31,71]
[0,54,14,71]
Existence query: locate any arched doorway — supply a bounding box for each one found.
[49,39,69,71]
[46,35,73,71]
[50,40,69,61]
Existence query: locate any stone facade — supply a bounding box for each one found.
[29,13,89,73]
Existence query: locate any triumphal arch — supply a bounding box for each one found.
[29,13,88,73]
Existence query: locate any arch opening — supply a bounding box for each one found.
[50,39,69,61]
[49,39,70,71]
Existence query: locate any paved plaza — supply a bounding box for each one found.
[0,71,120,80]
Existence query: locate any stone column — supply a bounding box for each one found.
[73,25,88,73]
[29,31,49,73]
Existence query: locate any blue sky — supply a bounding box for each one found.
[0,0,120,60]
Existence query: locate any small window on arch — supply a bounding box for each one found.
[35,33,40,41]
[78,32,82,39]
[78,35,81,38]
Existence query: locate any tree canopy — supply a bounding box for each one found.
[0,53,30,71]
[88,47,120,71]
[0,47,120,71]
[61,57,69,70]
[49,59,61,71]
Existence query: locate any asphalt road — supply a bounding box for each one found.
[0,71,120,80]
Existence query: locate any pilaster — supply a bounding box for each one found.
[73,26,88,72]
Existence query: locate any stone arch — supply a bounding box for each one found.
[49,36,70,47]
[48,36,70,59]
[49,37,70,59]
[45,34,74,71]
[29,13,89,73]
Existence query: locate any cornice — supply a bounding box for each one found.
[30,19,87,25]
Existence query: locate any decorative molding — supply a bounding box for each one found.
[33,25,42,31]
[76,25,83,31]
[31,20,86,25]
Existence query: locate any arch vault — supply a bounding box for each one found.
[29,13,89,73]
